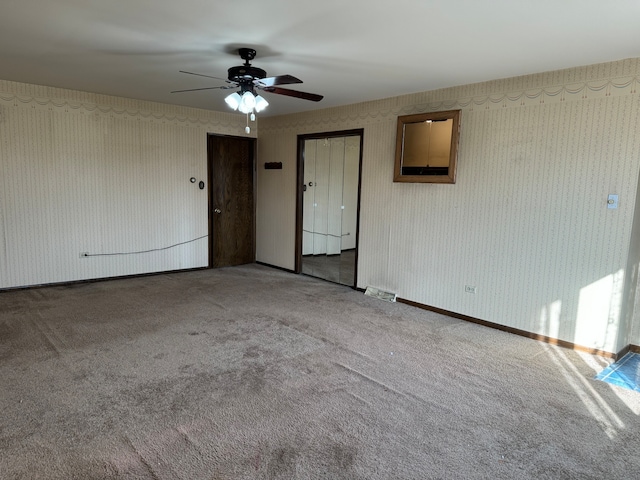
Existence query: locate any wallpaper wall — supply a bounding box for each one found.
[3,60,640,354]
[258,59,640,354]
[0,80,249,289]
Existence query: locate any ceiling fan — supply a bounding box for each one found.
[172,47,324,117]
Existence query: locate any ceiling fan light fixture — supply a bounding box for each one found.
[226,90,267,117]
[175,48,322,130]
[224,92,241,110]
[238,91,257,114]
[254,95,269,113]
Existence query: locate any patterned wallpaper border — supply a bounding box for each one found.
[418,76,639,110]
[261,58,640,133]
[0,80,246,131]
[2,59,638,134]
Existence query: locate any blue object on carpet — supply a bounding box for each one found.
[595,352,640,392]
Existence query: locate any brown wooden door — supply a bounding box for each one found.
[208,134,255,267]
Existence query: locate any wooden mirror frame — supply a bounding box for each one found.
[393,109,461,184]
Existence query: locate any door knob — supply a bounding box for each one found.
[214,208,222,214]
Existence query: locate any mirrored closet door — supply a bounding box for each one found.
[299,133,361,286]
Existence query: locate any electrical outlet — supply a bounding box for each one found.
[465,285,477,294]
[79,252,89,258]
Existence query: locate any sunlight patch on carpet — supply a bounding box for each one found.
[595,353,640,392]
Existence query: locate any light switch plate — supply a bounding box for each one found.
[608,194,619,209]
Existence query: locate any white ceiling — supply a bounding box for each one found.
[1,0,639,117]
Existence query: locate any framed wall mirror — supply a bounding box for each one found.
[394,109,461,184]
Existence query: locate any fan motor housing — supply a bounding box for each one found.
[228,65,266,82]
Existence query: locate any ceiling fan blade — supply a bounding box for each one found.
[179,70,231,82]
[171,86,231,93]
[256,74,302,87]
[261,86,323,102]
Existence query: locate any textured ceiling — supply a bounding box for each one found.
[1,0,639,117]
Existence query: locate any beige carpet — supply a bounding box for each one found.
[1,264,639,479]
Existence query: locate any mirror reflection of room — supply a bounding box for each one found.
[394,109,460,183]
[401,119,453,175]
[302,135,360,286]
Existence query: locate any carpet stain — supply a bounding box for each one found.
[243,345,263,359]
[330,443,357,470]
[262,443,358,478]
[267,447,298,476]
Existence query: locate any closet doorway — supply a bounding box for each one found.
[295,130,363,287]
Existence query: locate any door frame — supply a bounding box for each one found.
[207,133,257,268]
[295,128,364,287]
